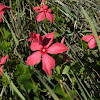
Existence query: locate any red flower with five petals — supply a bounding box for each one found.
[27,31,68,76]
[0,3,11,22]
[33,4,54,23]
[0,55,9,75]
[82,31,100,49]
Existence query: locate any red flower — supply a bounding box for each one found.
[27,31,68,76]
[82,32,100,49]
[41,0,44,3]
[33,4,54,23]
[0,3,11,22]
[0,55,9,75]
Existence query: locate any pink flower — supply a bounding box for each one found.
[27,31,68,76]
[82,32,100,49]
[33,4,54,23]
[41,0,44,3]
[0,55,9,75]
[0,3,11,22]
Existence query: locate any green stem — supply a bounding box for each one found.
[2,15,19,46]
[0,28,5,39]
[35,71,59,100]
[3,72,26,100]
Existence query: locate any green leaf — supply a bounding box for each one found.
[33,97,39,100]
[23,80,33,89]
[54,32,61,39]
[18,73,31,82]
[2,27,11,39]
[16,62,28,74]
[62,65,70,75]
[80,67,85,73]
[54,84,65,96]
[0,40,13,50]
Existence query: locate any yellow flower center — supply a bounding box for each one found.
[42,49,46,52]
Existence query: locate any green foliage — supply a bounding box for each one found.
[0,0,100,100]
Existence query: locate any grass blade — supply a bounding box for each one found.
[3,72,26,100]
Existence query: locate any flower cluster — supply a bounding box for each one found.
[26,1,69,76]
[0,55,8,75]
[0,3,11,22]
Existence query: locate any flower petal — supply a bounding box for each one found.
[47,9,51,13]
[27,51,42,66]
[0,16,2,22]
[98,35,100,40]
[88,38,96,49]
[41,0,44,3]
[33,6,41,10]
[42,4,48,9]
[0,55,8,65]
[47,42,68,54]
[3,6,11,10]
[0,11,4,22]
[82,35,93,42]
[28,32,42,44]
[30,41,43,51]
[43,31,55,48]
[42,53,55,76]
[46,12,54,23]
[0,3,5,11]
[61,36,65,44]
[0,67,3,75]
[35,10,41,13]
[0,11,4,15]
[36,12,45,22]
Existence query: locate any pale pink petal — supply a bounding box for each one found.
[0,56,9,65]
[36,12,45,22]
[33,6,41,10]
[42,4,48,9]
[88,38,96,49]
[47,42,68,54]
[42,53,55,76]
[82,35,93,42]
[47,9,51,13]
[46,12,54,23]
[0,67,3,75]
[30,41,43,51]
[41,0,44,3]
[61,36,65,44]
[27,51,42,66]
[43,31,55,48]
